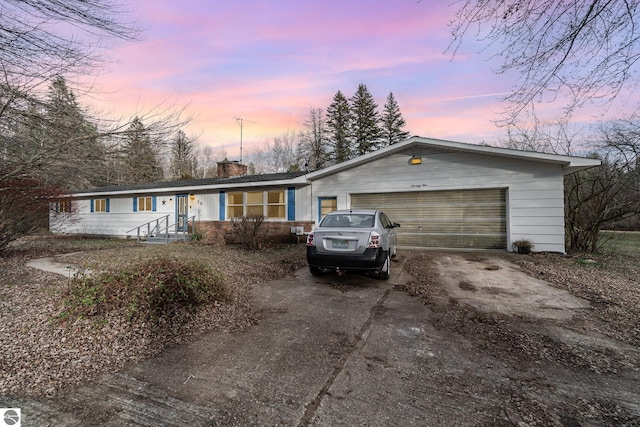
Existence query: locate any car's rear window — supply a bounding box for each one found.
[320,214,375,228]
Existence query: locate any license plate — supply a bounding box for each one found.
[332,239,348,249]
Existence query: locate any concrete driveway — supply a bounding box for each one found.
[16,251,638,426]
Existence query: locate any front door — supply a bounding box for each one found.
[176,193,189,232]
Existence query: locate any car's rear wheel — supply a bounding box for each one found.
[309,266,323,276]
[378,252,390,280]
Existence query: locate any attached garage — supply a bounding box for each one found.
[307,137,601,253]
[351,188,506,249]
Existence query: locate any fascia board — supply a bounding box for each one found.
[63,175,308,198]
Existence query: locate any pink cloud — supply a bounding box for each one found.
[78,0,538,159]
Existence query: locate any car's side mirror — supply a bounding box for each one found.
[392,223,400,228]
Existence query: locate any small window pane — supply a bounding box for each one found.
[268,191,284,204]
[267,205,285,218]
[95,199,107,212]
[246,191,263,205]
[227,205,244,218]
[246,205,263,216]
[228,192,243,205]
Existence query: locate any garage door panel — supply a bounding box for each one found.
[401,233,506,249]
[351,189,506,249]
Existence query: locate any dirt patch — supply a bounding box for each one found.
[396,251,640,425]
[458,280,476,291]
[0,239,306,398]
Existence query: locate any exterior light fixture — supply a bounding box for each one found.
[409,156,422,165]
[189,194,196,201]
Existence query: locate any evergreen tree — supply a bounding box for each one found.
[381,92,410,146]
[299,107,329,170]
[45,76,105,188]
[169,130,196,180]
[350,83,381,156]
[121,117,164,184]
[326,91,353,164]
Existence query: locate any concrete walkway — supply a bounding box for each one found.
[26,253,92,277]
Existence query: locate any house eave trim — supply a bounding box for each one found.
[63,175,308,198]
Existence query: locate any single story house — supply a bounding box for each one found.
[50,136,601,253]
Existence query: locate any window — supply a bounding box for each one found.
[93,198,108,212]
[56,200,73,213]
[133,196,156,212]
[320,213,374,228]
[267,191,285,218]
[227,192,244,218]
[138,197,153,212]
[318,197,337,222]
[226,190,287,219]
[246,191,263,216]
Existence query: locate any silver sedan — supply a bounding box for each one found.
[306,209,400,280]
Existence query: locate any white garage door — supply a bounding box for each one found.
[351,189,506,249]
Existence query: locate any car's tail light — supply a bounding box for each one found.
[367,231,381,248]
[306,232,315,246]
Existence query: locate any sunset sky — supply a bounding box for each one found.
[83,0,589,158]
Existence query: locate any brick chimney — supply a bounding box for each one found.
[217,160,247,178]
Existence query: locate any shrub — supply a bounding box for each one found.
[513,239,534,254]
[61,257,230,324]
[230,214,265,250]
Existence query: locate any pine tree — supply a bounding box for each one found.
[381,92,410,146]
[326,91,352,164]
[45,76,105,189]
[169,130,196,180]
[121,117,164,184]
[350,83,381,156]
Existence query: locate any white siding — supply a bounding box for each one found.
[51,186,311,236]
[51,192,191,237]
[309,147,567,253]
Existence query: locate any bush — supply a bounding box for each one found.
[62,257,230,324]
[230,214,265,250]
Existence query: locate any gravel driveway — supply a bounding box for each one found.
[3,249,639,426]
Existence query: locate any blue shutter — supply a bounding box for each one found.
[219,191,225,220]
[90,199,94,213]
[105,198,110,213]
[152,196,157,212]
[287,187,295,221]
[133,197,137,212]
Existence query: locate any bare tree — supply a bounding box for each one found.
[193,145,226,178]
[246,131,301,174]
[298,107,329,170]
[0,0,190,250]
[448,0,640,125]
[269,130,301,172]
[504,118,640,253]
[1,0,138,88]
[501,114,579,155]
[168,130,196,180]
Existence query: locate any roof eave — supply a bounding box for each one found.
[305,136,602,179]
[63,175,308,198]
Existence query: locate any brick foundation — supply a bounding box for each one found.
[196,220,314,246]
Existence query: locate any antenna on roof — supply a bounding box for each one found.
[233,117,256,164]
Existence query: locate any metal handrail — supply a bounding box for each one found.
[127,214,197,243]
[126,215,170,243]
[155,215,197,243]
